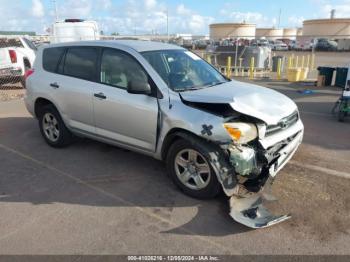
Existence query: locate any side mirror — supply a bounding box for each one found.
[127,71,152,95]
[127,80,152,95]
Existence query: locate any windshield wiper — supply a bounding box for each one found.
[174,86,206,92]
[196,81,227,89]
[173,88,192,92]
[174,81,227,92]
[206,81,227,88]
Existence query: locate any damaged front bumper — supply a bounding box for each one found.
[224,126,303,229]
[229,193,291,229]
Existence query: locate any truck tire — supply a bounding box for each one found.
[20,77,26,88]
[38,104,73,148]
[21,59,31,88]
[166,138,223,199]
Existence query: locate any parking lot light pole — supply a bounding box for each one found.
[166,1,169,42]
[53,0,59,22]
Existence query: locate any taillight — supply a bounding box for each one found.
[24,69,34,80]
[9,50,17,63]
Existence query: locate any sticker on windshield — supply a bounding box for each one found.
[184,51,201,61]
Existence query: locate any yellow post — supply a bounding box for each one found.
[239,58,243,77]
[301,56,305,68]
[235,64,238,77]
[287,56,292,69]
[249,57,255,79]
[306,55,310,69]
[311,53,315,70]
[226,56,232,79]
[277,58,282,80]
[295,56,299,68]
[207,54,212,65]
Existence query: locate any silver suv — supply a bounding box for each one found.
[25,40,304,228]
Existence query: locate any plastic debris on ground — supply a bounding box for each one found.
[297,89,315,95]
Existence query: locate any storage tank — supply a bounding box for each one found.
[283,28,298,40]
[209,23,256,41]
[302,18,350,39]
[256,28,283,40]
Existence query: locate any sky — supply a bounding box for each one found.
[0,0,349,35]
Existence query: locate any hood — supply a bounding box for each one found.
[180,80,297,125]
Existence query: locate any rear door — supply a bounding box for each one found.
[42,46,98,134]
[93,48,158,152]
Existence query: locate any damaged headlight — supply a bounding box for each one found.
[223,122,258,144]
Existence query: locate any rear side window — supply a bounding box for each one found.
[63,47,98,81]
[43,47,65,73]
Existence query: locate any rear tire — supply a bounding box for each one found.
[38,104,73,148]
[166,138,222,199]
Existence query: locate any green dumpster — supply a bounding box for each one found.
[335,67,348,88]
[317,66,335,86]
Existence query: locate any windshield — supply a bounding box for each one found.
[142,50,228,92]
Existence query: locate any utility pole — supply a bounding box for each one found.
[277,8,282,28]
[53,0,59,22]
[166,5,169,42]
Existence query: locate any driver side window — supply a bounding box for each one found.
[100,49,147,90]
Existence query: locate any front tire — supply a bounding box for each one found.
[166,139,221,199]
[38,104,73,148]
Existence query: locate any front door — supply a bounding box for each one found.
[93,48,158,152]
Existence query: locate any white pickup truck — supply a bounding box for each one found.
[0,37,36,87]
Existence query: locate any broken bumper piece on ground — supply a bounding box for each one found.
[229,193,291,229]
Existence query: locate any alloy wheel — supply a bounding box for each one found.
[174,149,211,190]
[42,112,60,142]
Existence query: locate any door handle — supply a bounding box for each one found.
[50,82,59,89]
[94,92,107,100]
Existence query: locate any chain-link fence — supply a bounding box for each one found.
[1,33,349,99]
[193,35,350,84]
[0,36,34,101]
[195,47,319,81]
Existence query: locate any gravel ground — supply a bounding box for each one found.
[0,81,25,101]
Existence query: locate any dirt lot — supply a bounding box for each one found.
[0,80,349,255]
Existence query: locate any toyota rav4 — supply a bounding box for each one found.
[24,40,304,228]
